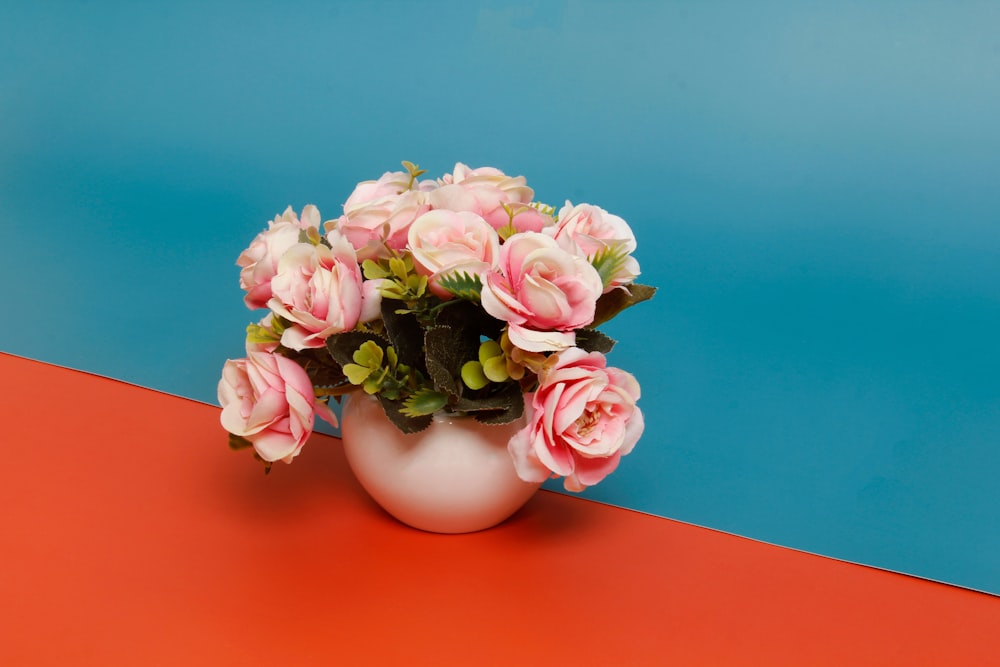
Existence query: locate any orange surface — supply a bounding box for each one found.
[1,351,998,666]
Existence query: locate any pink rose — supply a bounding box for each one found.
[429,163,548,232]
[218,351,337,464]
[407,209,500,298]
[480,232,603,352]
[547,202,640,291]
[330,190,430,260]
[508,348,643,491]
[267,235,376,350]
[237,205,322,309]
[343,171,411,212]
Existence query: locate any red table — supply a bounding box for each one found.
[2,352,997,665]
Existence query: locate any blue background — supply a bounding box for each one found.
[2,1,998,593]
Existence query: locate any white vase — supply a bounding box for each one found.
[340,393,542,533]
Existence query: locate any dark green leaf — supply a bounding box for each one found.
[591,283,657,327]
[401,389,449,417]
[380,300,427,372]
[425,325,476,397]
[228,433,254,451]
[377,396,433,434]
[453,382,525,425]
[575,328,616,354]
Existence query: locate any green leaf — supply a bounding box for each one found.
[377,396,433,434]
[362,259,391,280]
[461,361,489,390]
[245,323,279,344]
[343,363,373,386]
[591,283,657,327]
[590,244,630,290]
[401,389,449,417]
[381,301,428,372]
[326,331,390,368]
[389,257,408,281]
[453,382,525,425]
[423,326,460,396]
[352,340,384,367]
[575,328,616,354]
[437,271,483,301]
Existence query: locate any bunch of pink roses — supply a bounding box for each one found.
[219,161,655,491]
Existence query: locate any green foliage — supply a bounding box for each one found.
[453,382,525,425]
[575,328,616,354]
[342,340,387,393]
[437,271,483,301]
[590,243,631,291]
[401,388,449,417]
[424,326,465,396]
[377,395,433,434]
[281,344,348,389]
[591,283,657,327]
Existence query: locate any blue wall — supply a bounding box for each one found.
[2,1,998,593]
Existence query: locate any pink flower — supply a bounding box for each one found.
[267,235,376,350]
[429,163,550,232]
[547,201,640,291]
[218,351,337,464]
[407,209,500,298]
[480,232,603,352]
[330,190,430,260]
[343,171,412,211]
[508,348,643,491]
[237,205,322,309]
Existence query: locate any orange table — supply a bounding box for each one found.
[1,352,998,665]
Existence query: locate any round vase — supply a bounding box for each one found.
[340,393,542,533]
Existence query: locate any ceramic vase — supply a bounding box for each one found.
[340,393,541,533]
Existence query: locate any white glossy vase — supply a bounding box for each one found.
[340,393,542,533]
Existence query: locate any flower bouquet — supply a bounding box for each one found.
[219,161,655,492]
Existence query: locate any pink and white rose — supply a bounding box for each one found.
[267,235,378,350]
[547,202,640,291]
[429,163,550,232]
[237,205,322,309]
[407,209,500,297]
[330,189,430,260]
[342,171,412,211]
[481,232,603,352]
[508,348,643,491]
[218,350,337,464]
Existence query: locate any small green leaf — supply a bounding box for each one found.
[378,396,433,433]
[401,389,448,417]
[590,243,631,290]
[461,360,489,390]
[246,323,279,344]
[352,340,384,367]
[343,363,373,386]
[389,257,408,281]
[362,259,391,280]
